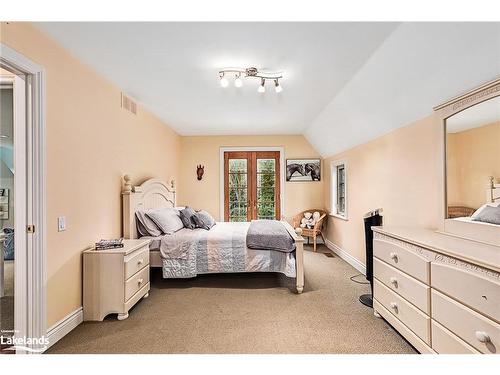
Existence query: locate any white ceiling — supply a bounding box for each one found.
[35,22,500,157]
[447,95,500,133]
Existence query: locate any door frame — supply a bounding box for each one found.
[1,43,46,352]
[219,146,285,221]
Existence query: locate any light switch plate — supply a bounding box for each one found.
[57,216,66,232]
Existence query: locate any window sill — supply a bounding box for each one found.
[329,213,348,221]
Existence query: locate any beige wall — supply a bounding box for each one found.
[178,135,324,222]
[323,115,442,265]
[447,121,500,210]
[1,22,181,327]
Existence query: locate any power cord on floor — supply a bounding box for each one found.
[350,273,370,284]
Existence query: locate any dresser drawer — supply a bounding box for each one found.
[125,245,149,279]
[125,266,150,301]
[432,289,500,354]
[431,320,479,354]
[374,279,430,344]
[374,239,430,283]
[431,262,500,324]
[374,258,430,313]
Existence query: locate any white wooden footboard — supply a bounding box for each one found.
[281,220,305,294]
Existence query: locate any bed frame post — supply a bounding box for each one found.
[280,220,305,293]
[122,174,139,239]
[294,227,305,294]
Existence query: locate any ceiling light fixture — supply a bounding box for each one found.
[218,66,283,93]
[274,79,282,93]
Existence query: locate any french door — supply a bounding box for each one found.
[224,151,281,222]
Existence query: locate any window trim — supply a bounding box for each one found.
[330,160,348,220]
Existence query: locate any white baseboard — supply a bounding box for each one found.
[45,307,83,351]
[324,238,366,275]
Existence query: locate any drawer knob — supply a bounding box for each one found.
[389,252,398,262]
[475,331,491,343]
[137,259,144,265]
[138,278,144,285]
[390,302,398,313]
[390,277,398,287]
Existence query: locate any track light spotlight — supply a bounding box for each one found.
[234,73,243,88]
[220,73,229,88]
[258,78,266,93]
[274,79,282,93]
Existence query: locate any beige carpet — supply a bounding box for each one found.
[47,245,416,354]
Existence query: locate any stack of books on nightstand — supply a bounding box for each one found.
[95,238,124,250]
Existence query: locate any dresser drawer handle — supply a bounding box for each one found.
[137,259,144,266]
[390,302,398,313]
[389,252,398,262]
[390,277,398,287]
[475,331,491,343]
[137,278,144,285]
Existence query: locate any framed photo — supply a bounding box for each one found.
[286,159,321,182]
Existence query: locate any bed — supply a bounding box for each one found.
[121,175,305,293]
[444,180,500,245]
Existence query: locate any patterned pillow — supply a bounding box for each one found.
[194,210,216,230]
[179,207,197,229]
[471,205,500,225]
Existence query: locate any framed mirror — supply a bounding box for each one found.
[435,78,500,245]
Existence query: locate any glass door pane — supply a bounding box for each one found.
[227,158,249,222]
[256,158,276,220]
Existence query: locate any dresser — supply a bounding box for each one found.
[83,239,151,321]
[372,226,500,354]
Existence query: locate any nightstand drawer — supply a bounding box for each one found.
[125,245,149,279]
[125,265,150,301]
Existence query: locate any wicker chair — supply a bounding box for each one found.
[292,209,327,252]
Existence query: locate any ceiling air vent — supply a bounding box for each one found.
[121,93,137,115]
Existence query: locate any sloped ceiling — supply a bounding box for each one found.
[35,22,500,157]
[305,22,500,156]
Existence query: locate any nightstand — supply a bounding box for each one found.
[83,238,151,321]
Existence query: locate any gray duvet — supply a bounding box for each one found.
[159,222,296,278]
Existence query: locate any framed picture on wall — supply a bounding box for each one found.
[286,159,321,182]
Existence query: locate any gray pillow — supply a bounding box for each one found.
[179,207,197,229]
[146,208,184,234]
[135,210,162,237]
[471,205,500,225]
[194,210,216,230]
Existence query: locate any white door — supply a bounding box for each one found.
[0,72,27,352]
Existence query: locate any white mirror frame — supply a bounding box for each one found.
[434,77,500,246]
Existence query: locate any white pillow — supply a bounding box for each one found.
[471,202,500,220]
[136,210,162,237]
[146,208,184,235]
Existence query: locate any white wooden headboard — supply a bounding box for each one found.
[122,175,176,239]
[486,176,499,204]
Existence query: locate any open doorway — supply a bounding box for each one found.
[0,44,46,354]
[0,73,15,345]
